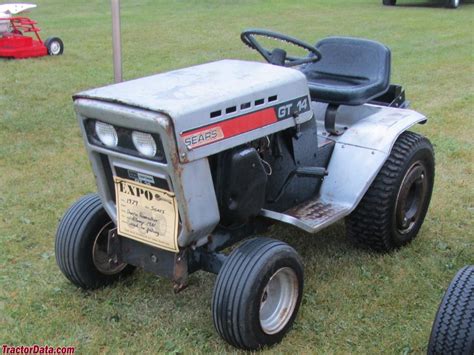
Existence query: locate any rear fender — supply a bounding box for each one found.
[314,102,427,213]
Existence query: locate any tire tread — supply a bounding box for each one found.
[428,266,474,355]
[55,194,133,289]
[212,238,302,350]
[55,194,102,288]
[346,131,434,252]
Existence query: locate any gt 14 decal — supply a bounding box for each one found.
[275,95,310,120]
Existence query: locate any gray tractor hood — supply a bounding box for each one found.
[74,60,312,162]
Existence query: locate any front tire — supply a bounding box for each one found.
[45,37,64,56]
[212,238,304,350]
[55,194,134,289]
[428,266,474,355]
[346,131,435,252]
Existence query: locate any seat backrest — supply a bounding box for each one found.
[300,37,391,106]
[314,36,391,84]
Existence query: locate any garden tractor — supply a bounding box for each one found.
[55,29,435,350]
[0,3,64,59]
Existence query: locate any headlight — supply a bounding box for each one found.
[95,121,118,147]
[132,131,157,157]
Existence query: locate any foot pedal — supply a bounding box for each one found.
[261,198,349,233]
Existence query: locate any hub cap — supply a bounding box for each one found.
[50,41,61,55]
[259,267,299,335]
[92,221,127,275]
[395,162,429,234]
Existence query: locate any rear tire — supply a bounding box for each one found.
[55,194,134,289]
[383,0,397,5]
[346,131,435,252]
[446,0,460,8]
[45,37,64,56]
[212,238,304,350]
[428,266,474,355]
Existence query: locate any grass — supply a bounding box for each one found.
[0,0,473,353]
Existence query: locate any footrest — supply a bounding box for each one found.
[261,198,349,233]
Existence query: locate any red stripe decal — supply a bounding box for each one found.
[181,108,277,149]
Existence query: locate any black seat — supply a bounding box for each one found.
[300,37,391,106]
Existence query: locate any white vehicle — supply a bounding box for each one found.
[383,0,461,8]
[56,29,435,350]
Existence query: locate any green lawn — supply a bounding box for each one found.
[0,0,473,353]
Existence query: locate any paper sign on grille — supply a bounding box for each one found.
[114,177,179,252]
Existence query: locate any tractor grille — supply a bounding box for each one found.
[97,153,171,208]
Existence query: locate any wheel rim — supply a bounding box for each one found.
[259,267,299,335]
[49,41,61,55]
[92,221,127,275]
[395,161,429,234]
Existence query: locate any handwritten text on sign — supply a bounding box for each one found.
[114,177,179,252]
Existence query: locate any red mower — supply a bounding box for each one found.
[0,3,63,59]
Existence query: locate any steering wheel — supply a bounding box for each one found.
[241,29,322,67]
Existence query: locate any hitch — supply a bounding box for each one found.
[107,229,229,293]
